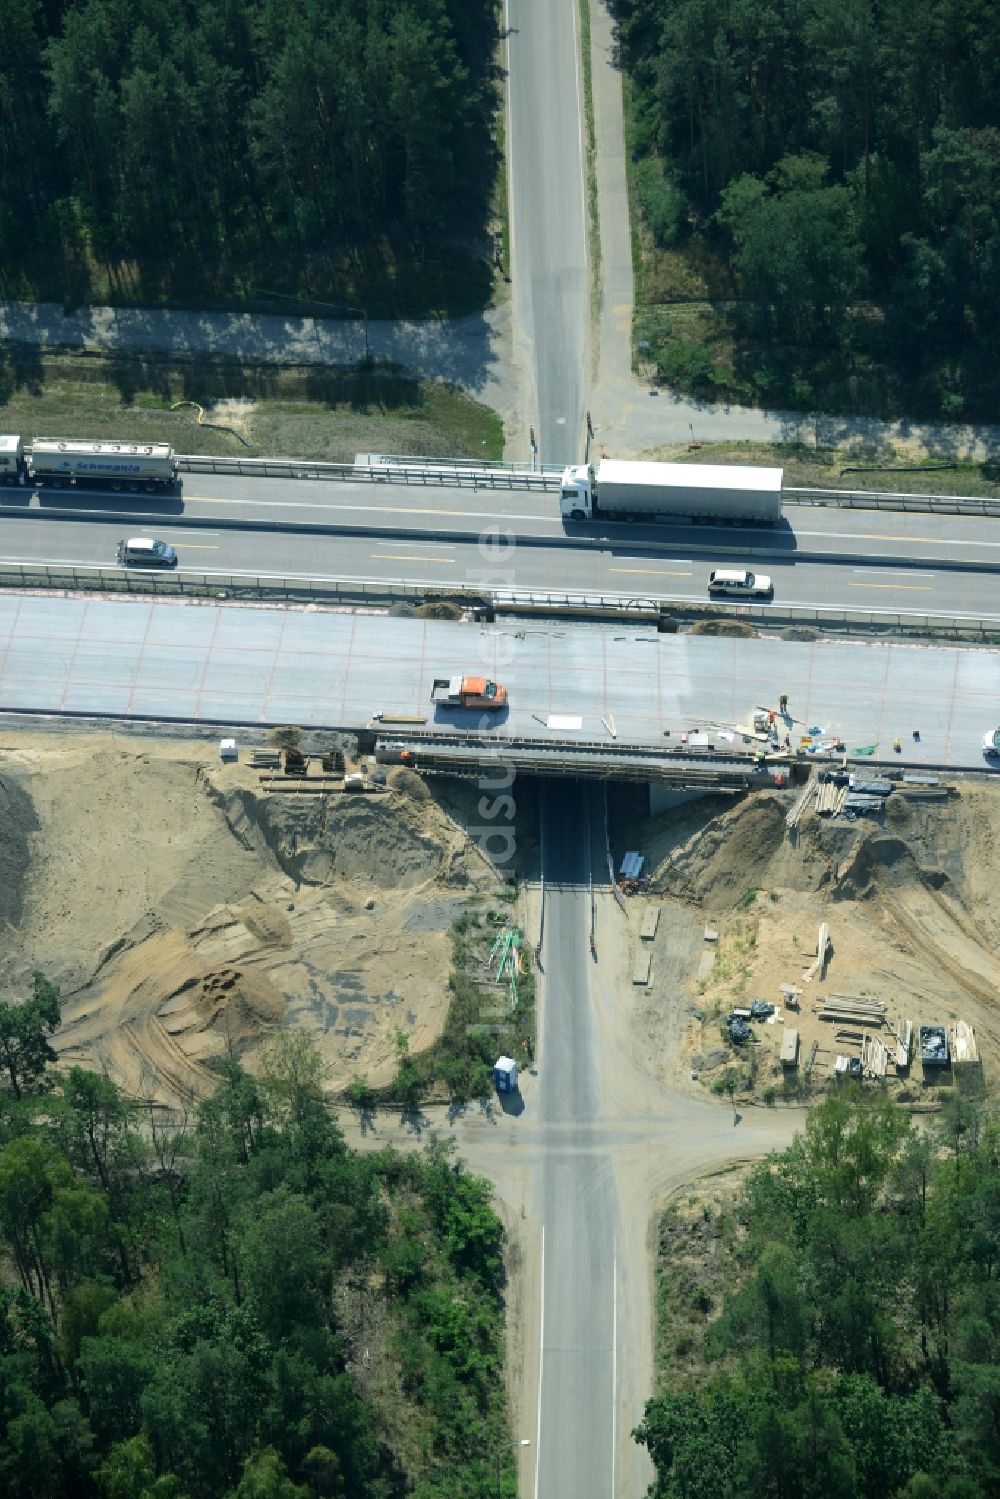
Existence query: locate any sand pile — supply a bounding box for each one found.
[0,731,502,1106]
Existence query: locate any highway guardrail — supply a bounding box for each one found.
[784,486,1000,516]
[176,454,560,490]
[5,562,1000,639]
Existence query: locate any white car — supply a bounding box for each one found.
[708,567,773,599]
[983,728,1000,759]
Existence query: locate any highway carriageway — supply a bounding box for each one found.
[0,592,998,773]
[7,484,1000,623]
[5,470,1000,568]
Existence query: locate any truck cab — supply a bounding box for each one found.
[430,675,508,710]
[0,436,25,485]
[560,464,594,519]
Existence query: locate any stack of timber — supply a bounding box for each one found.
[815,780,847,817]
[861,1034,891,1078]
[786,772,817,830]
[817,994,887,1027]
[894,1019,913,1069]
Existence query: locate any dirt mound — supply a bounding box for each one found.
[832,833,944,902]
[651,793,836,910]
[689,618,755,637]
[220,788,478,888]
[388,766,431,799]
[167,966,286,1049]
[414,600,463,619]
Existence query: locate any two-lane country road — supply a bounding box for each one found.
[507,0,588,463]
[536,783,619,1498]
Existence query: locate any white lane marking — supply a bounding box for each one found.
[534,1223,545,1499]
[373,538,455,549]
[183,494,563,525]
[852,567,935,576]
[373,554,455,566]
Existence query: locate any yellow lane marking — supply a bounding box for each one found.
[857,533,939,543]
[609,566,692,577]
[847,581,932,591]
[374,554,456,565]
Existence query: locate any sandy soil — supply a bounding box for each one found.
[0,730,502,1106]
[610,784,999,1103]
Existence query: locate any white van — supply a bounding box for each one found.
[117,537,178,568]
[708,567,773,598]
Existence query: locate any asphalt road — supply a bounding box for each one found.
[536,784,620,1499]
[7,482,1000,620]
[507,0,587,464]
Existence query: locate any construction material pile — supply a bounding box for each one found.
[817,994,887,1026]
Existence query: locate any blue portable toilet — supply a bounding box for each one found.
[493,1056,519,1094]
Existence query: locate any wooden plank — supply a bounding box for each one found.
[818,922,830,980]
[640,908,660,942]
[632,951,652,986]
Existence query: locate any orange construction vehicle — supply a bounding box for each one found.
[430,674,508,711]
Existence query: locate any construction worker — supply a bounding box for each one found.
[779,693,789,715]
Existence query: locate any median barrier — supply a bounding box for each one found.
[3,562,1000,642]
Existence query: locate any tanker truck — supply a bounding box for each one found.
[27,438,180,493]
[559,459,782,524]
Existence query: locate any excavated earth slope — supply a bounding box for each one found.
[0,734,501,1106]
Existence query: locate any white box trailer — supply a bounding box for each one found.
[560,459,783,524]
[28,438,179,492]
[0,435,25,484]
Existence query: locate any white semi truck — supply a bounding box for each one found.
[559,459,783,524]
